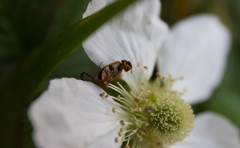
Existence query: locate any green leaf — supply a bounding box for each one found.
[0,0,137,147]
[0,0,55,54]
[50,47,97,79]
[209,90,240,129]
[52,0,92,36]
[0,0,57,86]
[192,89,240,130]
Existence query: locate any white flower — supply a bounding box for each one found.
[29,0,240,148]
[171,112,240,148]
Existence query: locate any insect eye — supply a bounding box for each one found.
[109,65,114,72]
[118,63,123,71]
[127,61,132,67]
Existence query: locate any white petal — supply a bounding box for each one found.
[83,0,168,91]
[172,112,240,148]
[29,78,121,148]
[158,15,231,103]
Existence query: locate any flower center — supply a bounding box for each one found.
[104,70,194,148]
[150,101,183,133]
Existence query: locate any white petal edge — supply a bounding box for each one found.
[83,0,168,92]
[158,14,231,104]
[29,78,121,148]
[172,112,240,148]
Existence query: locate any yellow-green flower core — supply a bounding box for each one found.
[106,72,194,148]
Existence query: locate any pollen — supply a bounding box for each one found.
[137,62,140,67]
[105,93,109,99]
[115,137,119,143]
[120,120,125,126]
[112,108,116,113]
[99,92,105,97]
[118,131,122,137]
[144,66,148,70]
[156,72,165,80]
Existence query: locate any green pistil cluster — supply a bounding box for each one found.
[150,101,183,133]
[107,74,194,148]
[146,93,194,146]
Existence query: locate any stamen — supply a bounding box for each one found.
[107,76,193,147]
[144,66,148,70]
[116,82,134,101]
[112,96,130,107]
[108,84,128,99]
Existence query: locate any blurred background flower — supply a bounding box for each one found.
[0,0,239,148]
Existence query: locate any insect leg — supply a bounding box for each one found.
[79,72,94,80]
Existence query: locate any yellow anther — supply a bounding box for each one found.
[137,62,140,67]
[112,108,116,113]
[118,131,122,137]
[144,66,148,70]
[100,92,105,97]
[115,137,119,143]
[120,120,125,126]
[130,91,134,95]
[105,94,109,99]
[156,72,165,80]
